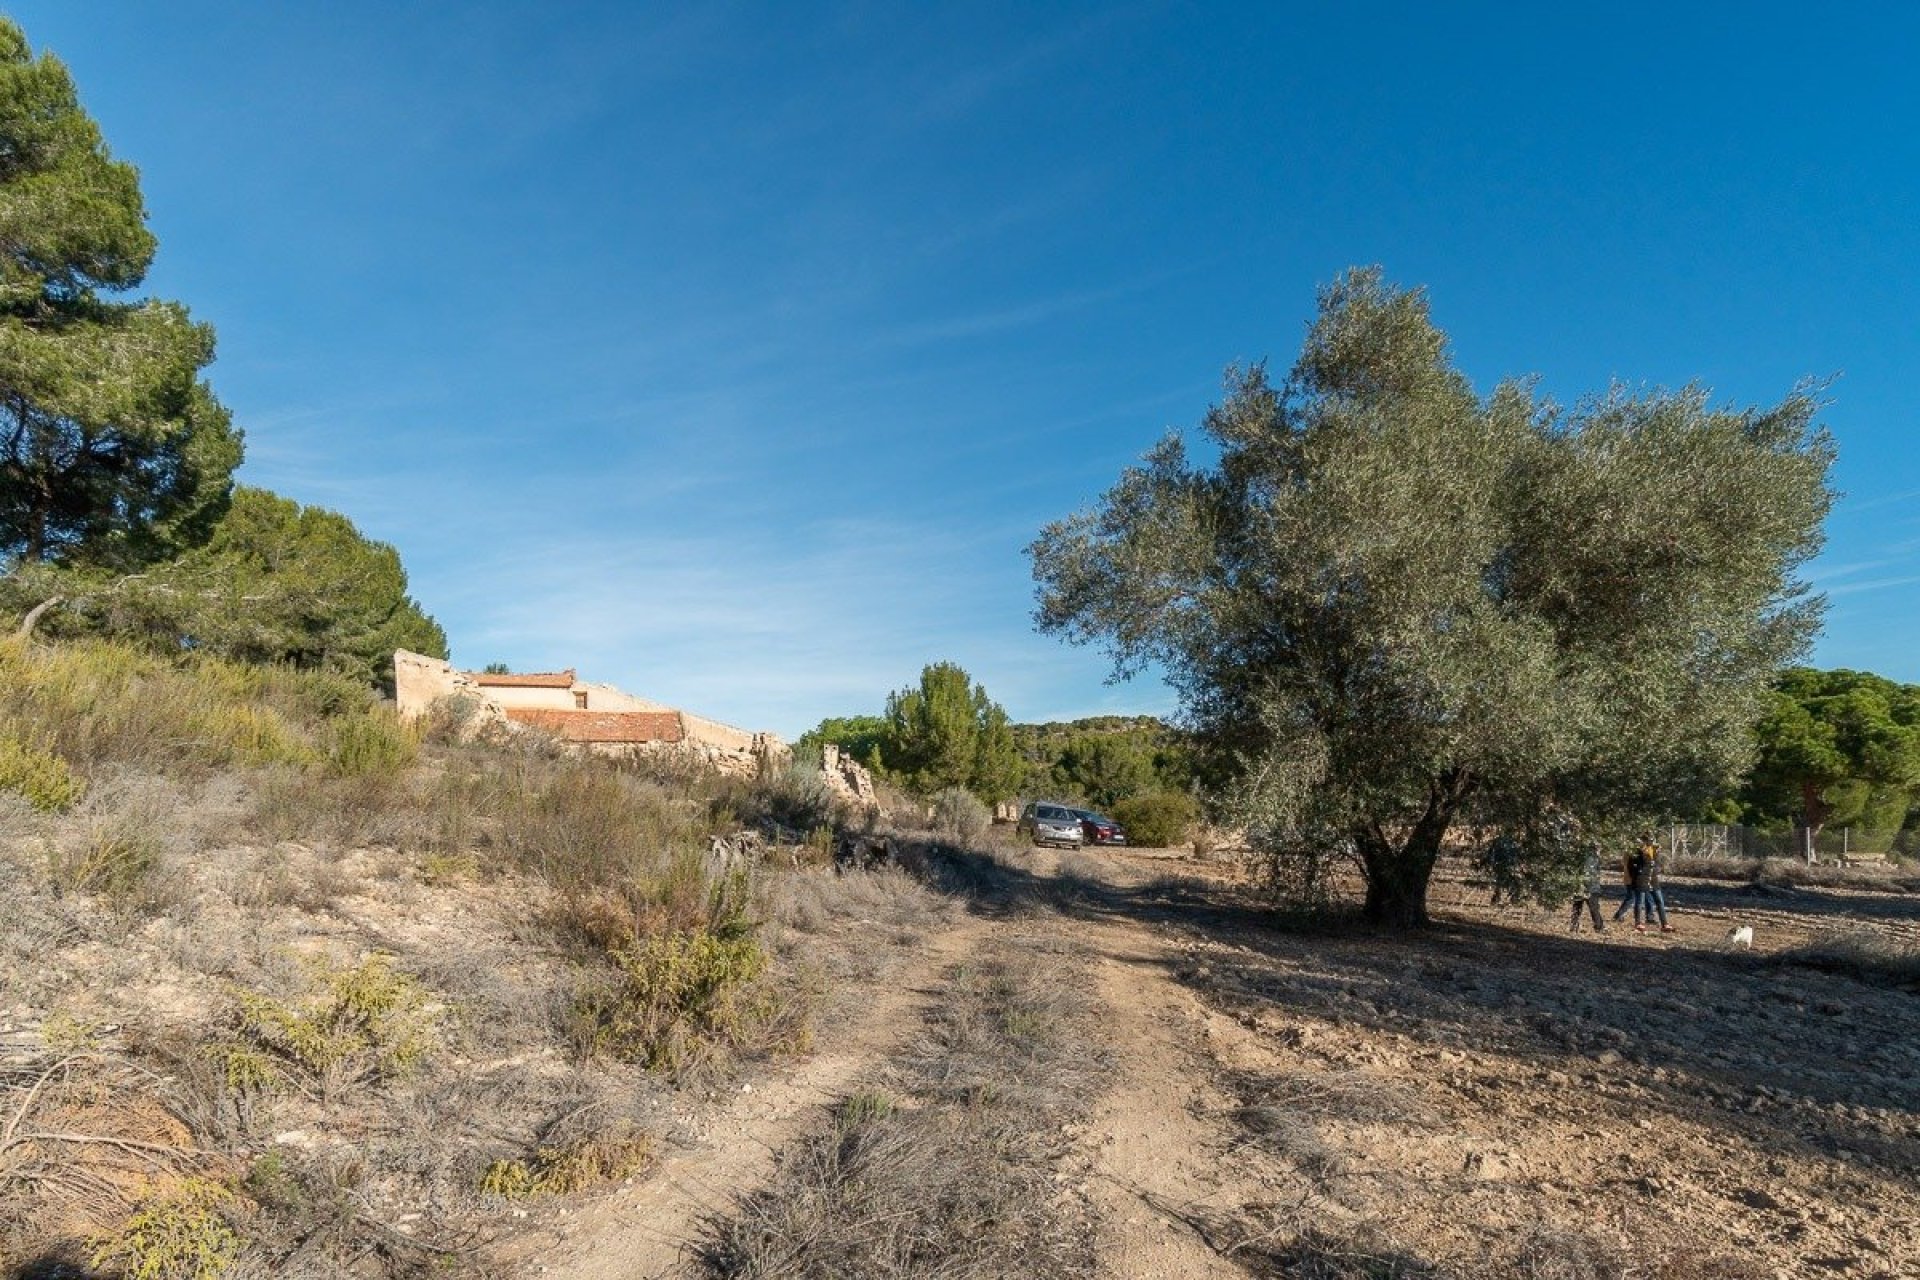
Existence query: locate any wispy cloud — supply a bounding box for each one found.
[423,514,1122,738]
[1822,574,1920,599]
[1838,486,1920,515]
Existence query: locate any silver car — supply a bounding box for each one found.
[1017,802,1086,848]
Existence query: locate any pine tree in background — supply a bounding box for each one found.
[0,20,241,571]
[882,661,1023,803]
[85,487,447,688]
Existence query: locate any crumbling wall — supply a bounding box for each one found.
[394,650,514,741]
[576,682,677,714]
[820,743,879,809]
[679,710,760,755]
[390,650,788,775]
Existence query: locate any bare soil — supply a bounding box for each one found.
[537,842,1920,1280]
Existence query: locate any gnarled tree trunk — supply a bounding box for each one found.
[1354,772,1470,928]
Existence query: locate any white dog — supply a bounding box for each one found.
[1724,925,1754,951]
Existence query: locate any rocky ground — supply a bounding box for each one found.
[534,842,1920,1280]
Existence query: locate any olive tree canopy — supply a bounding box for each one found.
[1030,269,1835,926]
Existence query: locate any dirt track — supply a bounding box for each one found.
[523,844,1920,1279]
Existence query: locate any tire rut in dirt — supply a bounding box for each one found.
[686,933,1106,1279]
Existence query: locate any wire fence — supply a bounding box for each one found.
[1666,823,1914,864]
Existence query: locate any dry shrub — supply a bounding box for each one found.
[413,761,498,861]
[930,787,991,844]
[498,761,705,895]
[245,766,413,850]
[217,954,436,1104]
[699,1106,1078,1279]
[0,1053,215,1274]
[766,864,955,938]
[695,950,1101,1279]
[1252,1224,1440,1278]
[1670,854,1914,892]
[714,761,838,838]
[480,1124,653,1199]
[42,777,198,917]
[232,1147,452,1277]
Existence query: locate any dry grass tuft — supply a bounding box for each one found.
[480,1124,654,1199]
[694,949,1101,1279]
[1669,854,1915,893]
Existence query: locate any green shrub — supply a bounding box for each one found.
[0,638,330,774]
[1112,790,1197,848]
[222,954,436,1102]
[0,733,84,811]
[323,708,418,777]
[930,786,991,844]
[577,924,771,1073]
[90,1177,242,1280]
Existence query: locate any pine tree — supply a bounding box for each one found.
[0,20,241,570]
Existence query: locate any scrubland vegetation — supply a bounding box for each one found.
[0,635,953,1278]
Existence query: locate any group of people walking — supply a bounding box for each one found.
[1565,831,1674,934]
[1488,830,1677,936]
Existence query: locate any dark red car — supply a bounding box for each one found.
[1071,808,1128,846]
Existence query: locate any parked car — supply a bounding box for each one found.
[1071,808,1128,846]
[1017,802,1087,848]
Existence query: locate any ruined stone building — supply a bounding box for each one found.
[393,650,786,776]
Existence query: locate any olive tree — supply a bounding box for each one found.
[1030,269,1834,926]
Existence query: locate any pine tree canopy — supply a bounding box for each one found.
[0,19,241,570]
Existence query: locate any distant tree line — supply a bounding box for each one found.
[797,663,1193,815]
[0,20,443,689]
[1708,667,1920,842]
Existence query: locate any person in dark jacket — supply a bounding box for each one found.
[1568,844,1606,933]
[1485,835,1524,906]
[1612,833,1661,931]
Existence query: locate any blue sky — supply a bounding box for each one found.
[10,3,1917,737]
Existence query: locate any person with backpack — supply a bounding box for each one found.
[1611,832,1662,931]
[1568,843,1606,933]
